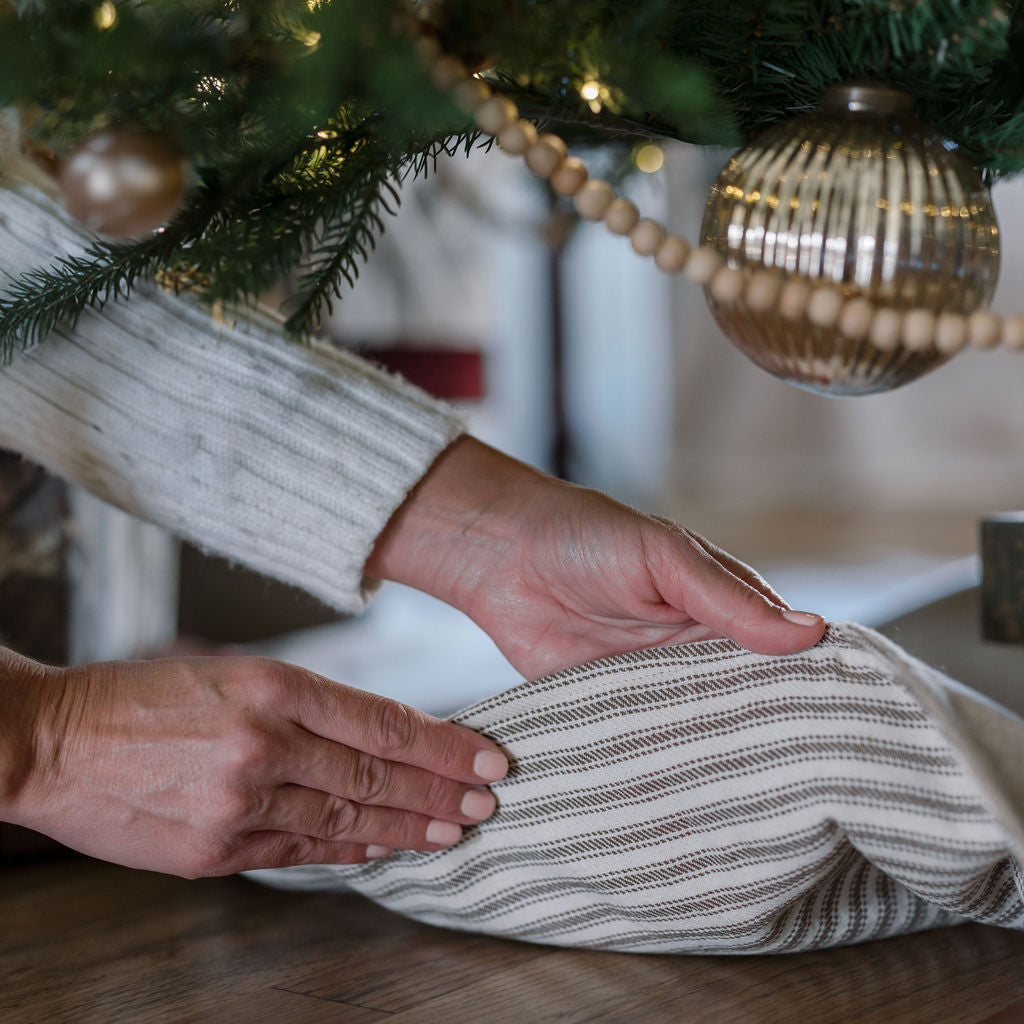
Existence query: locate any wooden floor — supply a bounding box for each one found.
[3,857,1024,1024]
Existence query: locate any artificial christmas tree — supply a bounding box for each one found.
[2,1,1024,391]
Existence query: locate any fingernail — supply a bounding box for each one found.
[782,609,824,627]
[426,820,463,846]
[473,750,508,782]
[461,788,497,821]
[366,845,392,859]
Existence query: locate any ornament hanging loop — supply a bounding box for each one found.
[819,81,914,117]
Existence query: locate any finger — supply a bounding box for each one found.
[686,530,789,608]
[260,785,466,851]
[653,529,826,655]
[284,734,498,824]
[238,833,375,872]
[282,669,509,784]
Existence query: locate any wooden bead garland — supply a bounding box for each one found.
[901,309,935,352]
[424,48,1024,362]
[604,197,639,236]
[497,120,536,156]
[935,312,966,355]
[549,156,588,197]
[452,77,491,113]
[574,179,615,220]
[778,279,811,321]
[683,247,721,285]
[475,96,517,136]
[744,270,782,314]
[654,236,689,273]
[870,309,902,351]
[1003,316,1024,349]
[968,310,1000,349]
[806,286,843,328]
[525,133,568,177]
[709,266,745,305]
[629,218,663,256]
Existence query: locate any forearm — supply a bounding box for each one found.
[0,180,465,614]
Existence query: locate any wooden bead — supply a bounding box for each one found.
[525,133,568,178]
[604,197,639,236]
[837,296,874,339]
[935,311,967,354]
[806,286,843,328]
[628,218,663,256]
[549,156,588,197]
[475,95,517,136]
[430,55,467,90]
[654,235,690,273]
[574,179,615,220]
[744,270,782,313]
[869,308,902,351]
[684,247,722,285]
[709,266,745,305]
[967,310,1001,349]
[901,309,936,352]
[498,119,537,156]
[777,278,811,321]
[452,77,491,114]
[1001,315,1024,350]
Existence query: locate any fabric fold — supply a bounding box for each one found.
[249,623,1024,955]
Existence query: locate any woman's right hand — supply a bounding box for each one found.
[0,647,507,877]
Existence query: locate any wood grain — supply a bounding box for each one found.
[2,858,1023,1024]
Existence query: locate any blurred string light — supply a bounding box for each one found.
[579,79,609,113]
[633,142,664,173]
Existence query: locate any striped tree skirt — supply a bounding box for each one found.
[249,623,1024,954]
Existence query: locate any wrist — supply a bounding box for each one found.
[365,436,551,613]
[0,647,56,825]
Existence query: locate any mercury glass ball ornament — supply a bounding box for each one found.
[700,83,1001,395]
[58,130,188,239]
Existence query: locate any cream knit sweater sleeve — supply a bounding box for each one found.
[0,179,466,613]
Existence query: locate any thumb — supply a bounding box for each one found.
[661,532,827,655]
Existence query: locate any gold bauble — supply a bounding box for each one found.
[58,130,188,239]
[700,83,1001,395]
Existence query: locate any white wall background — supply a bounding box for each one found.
[330,139,1024,524]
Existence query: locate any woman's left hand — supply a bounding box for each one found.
[366,437,825,680]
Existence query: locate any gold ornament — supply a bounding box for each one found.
[700,83,1001,395]
[58,130,188,239]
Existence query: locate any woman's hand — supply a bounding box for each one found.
[0,648,507,877]
[367,437,826,680]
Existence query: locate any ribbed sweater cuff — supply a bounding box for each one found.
[0,180,466,613]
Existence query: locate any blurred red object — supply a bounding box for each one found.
[354,345,485,401]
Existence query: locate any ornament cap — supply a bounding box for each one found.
[819,82,914,118]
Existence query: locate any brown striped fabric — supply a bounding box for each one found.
[248,623,1024,954]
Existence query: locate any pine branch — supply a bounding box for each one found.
[282,170,396,337]
[0,194,218,363]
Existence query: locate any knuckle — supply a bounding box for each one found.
[430,731,466,780]
[263,833,315,870]
[352,753,393,804]
[210,784,265,831]
[265,836,362,869]
[372,699,416,759]
[222,722,278,776]
[422,769,455,815]
[322,797,361,839]
[237,656,292,705]
[186,835,240,878]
